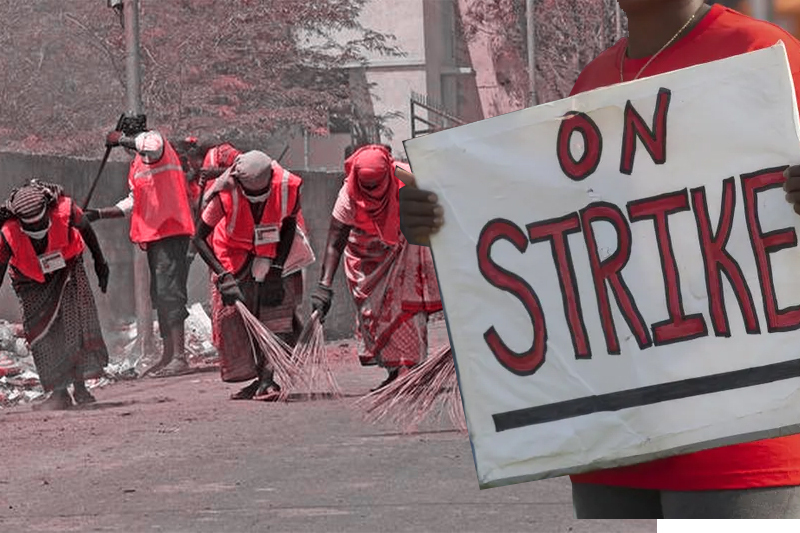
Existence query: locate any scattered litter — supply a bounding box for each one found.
[0,304,221,409]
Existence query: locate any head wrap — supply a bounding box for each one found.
[0,179,63,226]
[203,143,241,170]
[231,151,273,192]
[344,144,401,244]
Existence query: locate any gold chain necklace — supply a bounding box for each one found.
[620,4,706,83]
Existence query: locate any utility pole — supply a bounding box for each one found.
[526,0,537,107]
[121,0,155,357]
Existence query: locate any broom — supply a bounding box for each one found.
[357,344,467,434]
[234,301,304,395]
[279,309,342,402]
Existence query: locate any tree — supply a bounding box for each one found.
[459,0,624,111]
[0,0,400,157]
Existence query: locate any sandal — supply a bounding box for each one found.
[150,358,191,378]
[72,386,97,406]
[230,380,260,400]
[253,381,282,402]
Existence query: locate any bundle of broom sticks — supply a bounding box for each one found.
[235,301,300,391]
[358,344,467,434]
[235,302,341,401]
[283,309,342,401]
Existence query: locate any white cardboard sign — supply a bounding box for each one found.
[404,43,800,489]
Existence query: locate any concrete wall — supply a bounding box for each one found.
[0,151,358,340]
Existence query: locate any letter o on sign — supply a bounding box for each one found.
[556,112,603,181]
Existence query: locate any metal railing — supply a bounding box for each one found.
[410,91,465,137]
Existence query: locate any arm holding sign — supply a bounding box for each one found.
[396,167,443,247]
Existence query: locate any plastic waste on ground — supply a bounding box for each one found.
[0,304,220,409]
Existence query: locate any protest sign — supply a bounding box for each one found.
[403,43,800,489]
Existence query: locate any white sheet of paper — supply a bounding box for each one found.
[404,43,800,489]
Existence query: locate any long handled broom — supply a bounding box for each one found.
[280,310,342,401]
[357,344,467,434]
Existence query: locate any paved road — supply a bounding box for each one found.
[0,360,655,532]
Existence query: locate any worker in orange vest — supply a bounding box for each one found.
[87,117,196,379]
[193,150,310,401]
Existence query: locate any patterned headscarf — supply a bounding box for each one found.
[344,144,402,245]
[0,179,63,226]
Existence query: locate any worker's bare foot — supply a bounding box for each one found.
[33,390,73,411]
[150,358,190,378]
[139,358,170,378]
[230,380,259,400]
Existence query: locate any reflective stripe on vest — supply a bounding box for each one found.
[128,140,195,244]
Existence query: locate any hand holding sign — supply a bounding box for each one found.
[396,166,444,247]
[783,165,800,215]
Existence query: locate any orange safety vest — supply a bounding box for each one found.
[213,163,302,275]
[128,139,195,244]
[1,196,85,283]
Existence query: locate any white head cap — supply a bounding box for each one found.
[135,131,165,164]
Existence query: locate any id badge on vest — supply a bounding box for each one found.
[254,224,280,246]
[39,251,67,274]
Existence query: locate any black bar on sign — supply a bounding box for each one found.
[493,358,800,432]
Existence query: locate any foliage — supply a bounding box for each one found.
[460,0,625,107]
[0,0,400,157]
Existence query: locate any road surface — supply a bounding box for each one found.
[0,352,655,532]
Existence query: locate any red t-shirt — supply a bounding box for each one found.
[568,4,800,491]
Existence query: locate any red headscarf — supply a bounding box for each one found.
[203,143,241,170]
[345,145,404,245]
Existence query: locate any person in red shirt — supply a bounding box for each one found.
[398,1,800,519]
[0,180,110,411]
[87,120,196,379]
[192,150,306,401]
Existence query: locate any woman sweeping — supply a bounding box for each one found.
[193,150,307,401]
[311,144,443,391]
[0,180,111,411]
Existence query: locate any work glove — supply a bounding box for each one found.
[84,207,123,222]
[311,283,334,322]
[259,267,285,308]
[106,130,124,147]
[216,272,244,307]
[94,260,110,294]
